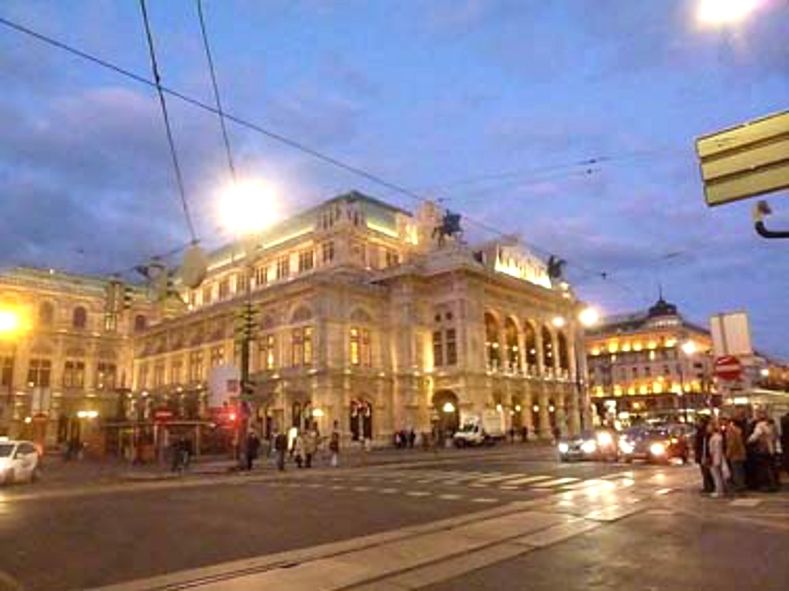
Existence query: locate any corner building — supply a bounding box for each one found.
[134,192,586,443]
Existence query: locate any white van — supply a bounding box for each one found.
[0,438,41,485]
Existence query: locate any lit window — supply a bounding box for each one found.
[350,327,360,366]
[446,328,457,366]
[255,266,268,287]
[72,306,87,329]
[303,327,313,365]
[63,360,85,388]
[218,279,230,300]
[260,334,276,370]
[96,362,117,391]
[188,350,204,382]
[298,250,315,273]
[322,241,335,264]
[202,285,212,305]
[433,330,443,367]
[210,345,224,367]
[276,256,289,280]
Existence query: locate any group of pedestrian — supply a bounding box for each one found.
[393,428,416,449]
[271,420,341,471]
[695,409,783,498]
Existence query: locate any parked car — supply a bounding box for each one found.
[453,410,505,447]
[0,438,41,485]
[557,429,618,462]
[618,428,689,464]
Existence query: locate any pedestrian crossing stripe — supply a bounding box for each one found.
[504,475,552,485]
[531,477,580,488]
[476,473,524,483]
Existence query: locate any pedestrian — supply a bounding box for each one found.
[246,431,261,471]
[508,426,516,444]
[394,431,402,449]
[329,420,341,467]
[521,425,529,443]
[694,416,714,494]
[304,425,318,468]
[293,431,305,468]
[274,429,288,472]
[551,425,561,444]
[781,412,789,475]
[170,437,186,473]
[708,421,728,498]
[408,428,416,449]
[748,411,779,492]
[723,417,746,493]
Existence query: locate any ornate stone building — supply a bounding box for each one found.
[133,191,588,442]
[585,296,715,425]
[1,191,588,448]
[0,267,155,445]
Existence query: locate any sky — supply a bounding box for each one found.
[0,1,787,356]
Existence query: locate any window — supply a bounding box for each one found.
[632,367,639,378]
[72,306,87,329]
[485,313,501,368]
[292,329,303,366]
[134,314,147,332]
[189,292,197,308]
[153,362,165,388]
[446,329,457,365]
[361,328,372,366]
[321,241,335,264]
[1,356,14,387]
[38,302,54,326]
[137,364,149,389]
[96,362,117,391]
[202,285,213,305]
[433,330,443,367]
[104,311,117,332]
[350,327,360,365]
[188,350,204,382]
[644,366,652,377]
[28,359,51,388]
[170,358,183,384]
[218,278,230,300]
[298,250,314,273]
[276,256,289,280]
[260,334,275,370]
[505,318,520,370]
[236,272,250,294]
[385,250,399,267]
[210,345,224,367]
[63,360,85,388]
[255,266,268,288]
[664,365,671,376]
[303,327,313,365]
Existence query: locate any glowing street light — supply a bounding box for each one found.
[551,316,566,329]
[218,179,279,238]
[681,340,698,356]
[697,0,759,26]
[578,307,600,328]
[442,401,456,414]
[0,309,24,337]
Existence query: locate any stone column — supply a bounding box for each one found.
[555,391,567,437]
[538,386,551,440]
[516,329,526,375]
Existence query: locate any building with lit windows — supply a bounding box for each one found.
[0,268,155,446]
[585,296,715,424]
[1,191,589,450]
[132,191,588,444]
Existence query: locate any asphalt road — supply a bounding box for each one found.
[0,447,785,591]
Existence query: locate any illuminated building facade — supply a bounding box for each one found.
[585,297,714,424]
[0,268,155,445]
[133,192,587,443]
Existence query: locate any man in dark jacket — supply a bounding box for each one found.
[694,417,713,493]
[246,431,261,471]
[273,429,288,471]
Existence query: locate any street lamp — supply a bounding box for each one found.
[696,0,760,26]
[575,305,600,431]
[0,308,30,427]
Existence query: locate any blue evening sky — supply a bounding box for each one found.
[0,1,787,355]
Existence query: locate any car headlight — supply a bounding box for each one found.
[0,458,10,470]
[558,442,569,454]
[619,439,634,454]
[649,442,666,456]
[597,432,613,447]
[581,440,597,454]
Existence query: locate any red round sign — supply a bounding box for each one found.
[714,355,742,381]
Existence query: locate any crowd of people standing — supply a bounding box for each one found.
[695,409,786,497]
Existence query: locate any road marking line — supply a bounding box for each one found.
[352,486,371,492]
[730,498,761,507]
[438,494,463,501]
[475,473,520,483]
[378,488,399,494]
[499,486,518,491]
[471,497,498,503]
[406,491,431,497]
[330,485,346,490]
[532,477,580,488]
[505,475,552,485]
[655,488,673,496]
[306,483,322,488]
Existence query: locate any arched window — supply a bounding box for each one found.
[72,306,87,329]
[38,302,54,326]
[557,332,570,371]
[504,318,519,371]
[134,314,147,332]
[524,322,538,369]
[541,325,554,370]
[484,313,500,369]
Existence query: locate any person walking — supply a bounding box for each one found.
[304,425,318,468]
[245,431,261,471]
[274,429,288,472]
[329,420,341,467]
[748,412,779,492]
[408,428,416,449]
[723,417,746,493]
[293,431,306,468]
[708,421,727,498]
[694,417,714,494]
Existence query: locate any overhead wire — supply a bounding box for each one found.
[196,0,236,184]
[0,12,650,298]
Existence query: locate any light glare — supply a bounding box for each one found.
[697,0,759,26]
[218,180,279,236]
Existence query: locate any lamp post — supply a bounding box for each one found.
[576,306,600,431]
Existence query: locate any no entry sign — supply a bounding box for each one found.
[714,356,742,381]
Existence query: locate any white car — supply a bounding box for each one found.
[0,438,41,485]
